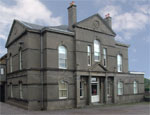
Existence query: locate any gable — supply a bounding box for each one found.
[5,20,26,48]
[90,62,108,72]
[75,14,116,36]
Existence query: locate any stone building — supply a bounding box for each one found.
[3,2,144,110]
[0,54,7,102]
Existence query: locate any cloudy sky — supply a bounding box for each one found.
[0,0,149,78]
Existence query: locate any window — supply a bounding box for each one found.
[107,79,112,96]
[59,81,68,99]
[87,45,92,66]
[94,40,100,61]
[10,55,13,72]
[19,83,23,99]
[80,81,84,98]
[10,84,13,98]
[0,68,4,75]
[133,81,138,94]
[58,46,67,69]
[117,54,122,72]
[19,49,22,70]
[118,81,123,95]
[103,48,107,67]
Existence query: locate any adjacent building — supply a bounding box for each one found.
[2,2,144,110]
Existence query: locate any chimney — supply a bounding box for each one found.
[68,1,77,31]
[104,13,112,28]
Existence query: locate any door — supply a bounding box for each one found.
[0,84,5,102]
[91,77,100,103]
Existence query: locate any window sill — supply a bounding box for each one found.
[59,97,68,99]
[59,67,67,69]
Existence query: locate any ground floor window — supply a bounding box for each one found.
[107,79,112,96]
[59,80,68,99]
[133,81,138,94]
[10,84,13,98]
[80,81,84,98]
[19,83,23,99]
[118,81,123,95]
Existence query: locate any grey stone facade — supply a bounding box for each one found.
[2,3,144,110]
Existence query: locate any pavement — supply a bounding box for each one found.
[0,102,150,115]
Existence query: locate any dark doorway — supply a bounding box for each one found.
[0,83,5,102]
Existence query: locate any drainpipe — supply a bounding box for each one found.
[40,31,44,110]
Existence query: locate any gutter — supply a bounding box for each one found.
[40,31,44,110]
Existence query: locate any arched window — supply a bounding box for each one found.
[19,82,23,99]
[10,54,13,72]
[59,80,68,99]
[58,46,67,69]
[118,81,123,95]
[117,54,122,72]
[133,81,138,94]
[19,49,22,70]
[94,40,100,61]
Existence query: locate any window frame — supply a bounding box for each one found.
[133,81,138,94]
[58,45,67,69]
[118,81,123,95]
[0,68,4,75]
[87,45,92,66]
[59,80,68,99]
[10,83,13,98]
[94,40,101,62]
[103,48,107,67]
[80,80,84,98]
[19,49,23,70]
[10,54,13,72]
[19,82,23,99]
[117,54,123,72]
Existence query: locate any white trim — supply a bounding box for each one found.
[130,72,145,75]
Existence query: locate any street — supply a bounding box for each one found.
[0,102,150,115]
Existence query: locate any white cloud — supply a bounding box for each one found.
[98,4,150,42]
[0,0,62,41]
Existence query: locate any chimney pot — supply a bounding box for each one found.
[104,13,112,28]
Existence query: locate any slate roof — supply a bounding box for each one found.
[20,20,70,33]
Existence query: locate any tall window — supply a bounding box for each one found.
[0,68,4,75]
[59,81,68,99]
[133,81,138,94]
[10,83,13,98]
[19,49,22,70]
[118,81,123,95]
[103,48,107,67]
[117,54,122,72]
[87,45,91,66]
[58,46,67,69]
[80,81,84,98]
[10,54,13,72]
[19,83,23,99]
[94,40,100,61]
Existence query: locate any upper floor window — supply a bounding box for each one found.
[117,54,122,72]
[58,46,67,69]
[94,40,100,61]
[19,49,23,70]
[87,45,92,66]
[59,80,68,99]
[118,81,123,95]
[103,48,107,67]
[133,81,138,94]
[10,54,13,72]
[0,68,4,75]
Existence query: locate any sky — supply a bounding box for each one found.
[0,0,149,78]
